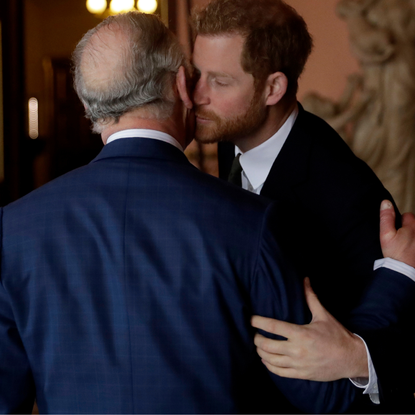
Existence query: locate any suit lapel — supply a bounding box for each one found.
[261,104,312,197]
[217,141,236,180]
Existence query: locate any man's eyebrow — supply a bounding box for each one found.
[209,71,234,78]
[191,65,236,80]
[198,70,235,81]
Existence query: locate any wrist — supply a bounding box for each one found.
[347,333,369,378]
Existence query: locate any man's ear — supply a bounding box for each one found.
[176,66,193,110]
[264,72,288,106]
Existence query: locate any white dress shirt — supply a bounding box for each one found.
[233,105,415,403]
[236,106,299,194]
[106,129,183,151]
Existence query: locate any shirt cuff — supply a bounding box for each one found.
[349,334,380,404]
[374,258,415,282]
[352,257,415,404]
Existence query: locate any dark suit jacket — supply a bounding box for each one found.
[218,104,415,411]
[0,136,373,414]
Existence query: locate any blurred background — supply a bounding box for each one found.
[0,0,387,207]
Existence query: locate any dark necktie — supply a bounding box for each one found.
[227,154,242,187]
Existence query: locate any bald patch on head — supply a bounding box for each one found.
[80,23,133,92]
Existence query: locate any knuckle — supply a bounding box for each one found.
[262,339,276,353]
[253,333,263,347]
[267,321,280,334]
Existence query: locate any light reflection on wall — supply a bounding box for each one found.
[0,21,4,183]
[109,0,135,13]
[137,0,158,13]
[28,97,39,139]
[86,0,107,14]
[86,0,159,15]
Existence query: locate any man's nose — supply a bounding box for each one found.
[193,79,210,106]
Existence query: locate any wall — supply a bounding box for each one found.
[0,22,3,184]
[25,0,360,123]
[286,0,360,101]
[25,0,99,130]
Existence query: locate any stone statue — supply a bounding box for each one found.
[303,0,415,213]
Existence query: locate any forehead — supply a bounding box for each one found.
[192,34,247,76]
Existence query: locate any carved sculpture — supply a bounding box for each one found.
[303,0,415,213]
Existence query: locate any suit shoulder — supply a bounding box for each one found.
[265,107,393,222]
[294,109,381,182]
[3,163,95,217]
[298,109,354,154]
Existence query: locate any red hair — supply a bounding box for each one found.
[191,0,313,97]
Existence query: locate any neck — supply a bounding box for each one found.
[234,98,297,153]
[101,106,187,148]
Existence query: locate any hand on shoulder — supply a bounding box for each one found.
[251,278,368,381]
[380,200,415,268]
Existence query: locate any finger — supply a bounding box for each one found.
[251,315,297,338]
[303,277,325,319]
[380,200,396,244]
[256,347,292,368]
[254,333,291,355]
[261,360,302,379]
[402,212,415,228]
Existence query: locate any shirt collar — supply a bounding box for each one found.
[106,129,184,152]
[236,106,299,191]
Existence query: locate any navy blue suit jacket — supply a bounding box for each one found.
[0,136,363,414]
[1,136,413,413]
[218,105,415,410]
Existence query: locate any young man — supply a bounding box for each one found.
[191,0,415,411]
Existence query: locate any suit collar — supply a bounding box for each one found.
[106,129,184,151]
[91,136,190,165]
[261,103,313,195]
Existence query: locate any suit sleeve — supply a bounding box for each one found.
[249,203,358,414]
[346,267,415,410]
[299,144,415,408]
[347,267,415,330]
[0,207,36,413]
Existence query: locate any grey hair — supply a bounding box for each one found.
[72,12,186,133]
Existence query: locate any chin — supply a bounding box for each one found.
[194,129,221,144]
[194,137,220,145]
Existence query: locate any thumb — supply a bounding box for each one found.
[304,277,325,321]
[379,200,396,247]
